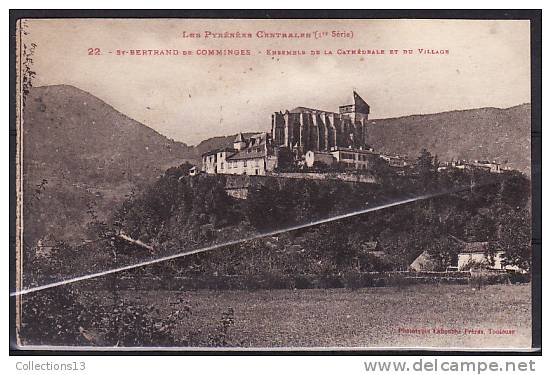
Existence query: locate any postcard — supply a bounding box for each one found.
[13,16,536,350]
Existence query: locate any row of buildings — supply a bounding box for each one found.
[199,91,505,177]
[363,236,522,272]
[201,132,279,176]
[437,160,506,174]
[200,91,388,176]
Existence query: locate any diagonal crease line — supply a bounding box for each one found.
[10,184,482,297]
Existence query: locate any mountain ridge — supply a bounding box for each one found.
[22,84,531,248]
[365,103,530,173]
[22,84,195,246]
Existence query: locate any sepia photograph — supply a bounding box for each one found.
[11,14,539,351]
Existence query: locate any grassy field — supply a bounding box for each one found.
[94,284,531,349]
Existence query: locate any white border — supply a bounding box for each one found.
[3,2,546,374]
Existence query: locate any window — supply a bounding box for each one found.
[244,160,247,167]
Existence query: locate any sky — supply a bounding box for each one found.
[22,19,531,145]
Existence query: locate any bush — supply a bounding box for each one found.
[205,307,237,347]
[106,297,190,347]
[507,271,531,284]
[20,286,188,347]
[259,270,293,290]
[20,286,95,346]
[342,270,363,290]
[387,272,412,289]
[460,259,490,271]
[241,273,262,291]
[361,273,376,287]
[318,275,343,289]
[293,275,312,289]
[469,270,490,290]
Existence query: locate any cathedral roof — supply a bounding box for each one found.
[289,106,337,115]
[287,91,369,115]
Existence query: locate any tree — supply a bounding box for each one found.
[426,236,461,271]
[414,148,437,187]
[165,161,194,178]
[20,20,37,106]
[497,207,531,272]
[499,170,531,208]
[464,213,497,242]
[370,156,394,180]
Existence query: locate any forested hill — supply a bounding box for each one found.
[365,104,531,174]
[22,84,531,252]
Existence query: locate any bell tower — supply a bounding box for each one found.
[338,91,370,123]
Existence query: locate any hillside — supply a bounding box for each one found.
[365,104,531,174]
[21,84,531,250]
[22,85,195,246]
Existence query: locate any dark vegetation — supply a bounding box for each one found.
[23,149,531,291]
[20,285,238,347]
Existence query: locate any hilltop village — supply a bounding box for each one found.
[199,91,505,177]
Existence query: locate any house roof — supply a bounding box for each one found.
[201,147,236,157]
[459,242,489,254]
[227,133,271,161]
[307,150,333,156]
[331,146,377,155]
[202,149,218,157]
[248,132,268,144]
[448,235,490,254]
[227,147,267,161]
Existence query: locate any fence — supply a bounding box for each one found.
[77,269,528,291]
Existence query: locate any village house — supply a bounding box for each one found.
[201,133,278,176]
[438,160,503,174]
[409,250,439,272]
[304,150,335,168]
[379,154,411,168]
[408,237,523,272]
[304,146,379,171]
[330,146,378,171]
[456,241,522,272]
[468,160,503,173]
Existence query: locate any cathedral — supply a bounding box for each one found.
[271,91,370,154]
